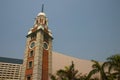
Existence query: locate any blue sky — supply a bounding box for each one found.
[0,0,120,61]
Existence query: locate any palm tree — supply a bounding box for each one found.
[51,61,80,80]
[103,54,120,80]
[86,60,107,80]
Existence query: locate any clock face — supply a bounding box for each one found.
[29,41,35,49]
[43,42,49,50]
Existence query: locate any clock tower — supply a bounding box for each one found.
[21,5,53,80]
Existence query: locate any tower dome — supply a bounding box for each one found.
[37,12,46,17]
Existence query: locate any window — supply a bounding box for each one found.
[40,18,43,24]
[29,50,34,57]
[28,61,32,68]
[36,20,38,24]
[27,76,31,80]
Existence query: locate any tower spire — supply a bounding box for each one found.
[41,4,44,12]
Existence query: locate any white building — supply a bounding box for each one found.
[0,57,23,80]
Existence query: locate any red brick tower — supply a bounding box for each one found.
[21,5,53,80]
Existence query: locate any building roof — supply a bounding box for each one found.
[0,57,23,64]
[52,52,93,74]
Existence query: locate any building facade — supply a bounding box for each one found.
[0,57,23,80]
